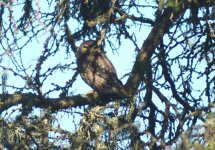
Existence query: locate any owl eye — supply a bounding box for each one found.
[82,46,88,52]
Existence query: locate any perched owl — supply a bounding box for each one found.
[76,40,128,99]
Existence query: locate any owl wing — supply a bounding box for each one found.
[93,52,117,80]
[92,52,128,97]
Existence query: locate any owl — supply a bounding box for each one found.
[76,40,128,99]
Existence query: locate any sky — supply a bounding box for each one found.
[0,1,214,146]
[1,0,153,97]
[0,1,149,133]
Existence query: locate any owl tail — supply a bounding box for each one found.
[115,82,129,99]
[105,79,129,99]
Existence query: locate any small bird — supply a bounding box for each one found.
[76,40,128,99]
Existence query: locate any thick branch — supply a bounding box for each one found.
[125,7,185,96]
[0,92,114,113]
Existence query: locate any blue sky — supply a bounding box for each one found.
[1,1,214,144]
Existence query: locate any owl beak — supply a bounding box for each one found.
[92,45,100,52]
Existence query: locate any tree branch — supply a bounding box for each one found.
[125,6,186,96]
[0,92,115,113]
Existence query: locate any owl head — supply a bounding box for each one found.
[77,40,101,56]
